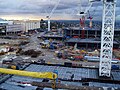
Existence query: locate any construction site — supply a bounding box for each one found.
[0,0,120,90]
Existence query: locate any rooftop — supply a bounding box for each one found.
[0,64,120,90]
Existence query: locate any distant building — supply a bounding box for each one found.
[0,20,13,25]
[0,19,41,35]
[0,25,6,35]
[13,20,40,32]
[0,19,24,35]
[6,24,24,35]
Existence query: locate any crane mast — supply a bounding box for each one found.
[47,0,60,31]
[79,0,116,77]
[99,0,116,77]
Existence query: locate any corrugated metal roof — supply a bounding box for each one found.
[1,82,37,90]
[89,82,120,88]
[112,71,120,81]
[0,64,120,90]
[61,81,82,86]
[0,64,44,90]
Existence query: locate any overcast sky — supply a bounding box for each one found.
[0,0,120,20]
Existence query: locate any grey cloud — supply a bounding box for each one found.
[0,0,119,20]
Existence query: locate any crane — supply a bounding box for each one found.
[87,10,93,28]
[46,0,61,31]
[0,68,57,80]
[79,0,116,77]
[79,0,94,38]
[0,68,58,88]
[87,5,98,28]
[99,0,116,77]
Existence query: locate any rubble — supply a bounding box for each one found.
[20,49,42,58]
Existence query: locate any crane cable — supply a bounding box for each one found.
[87,5,98,19]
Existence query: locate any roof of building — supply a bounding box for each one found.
[13,20,40,23]
[0,64,120,90]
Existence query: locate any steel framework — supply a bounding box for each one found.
[99,0,116,77]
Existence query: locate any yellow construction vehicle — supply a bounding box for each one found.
[41,44,47,49]
[10,65,17,70]
[41,43,49,49]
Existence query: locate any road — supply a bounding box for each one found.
[23,32,45,51]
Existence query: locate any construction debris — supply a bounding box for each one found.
[32,81,103,90]
[113,49,120,60]
[20,49,42,58]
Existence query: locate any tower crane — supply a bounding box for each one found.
[79,0,94,38]
[0,68,57,80]
[46,0,61,31]
[88,10,93,28]
[79,0,116,77]
[99,0,116,77]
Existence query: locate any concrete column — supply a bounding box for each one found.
[79,30,80,37]
[95,30,97,38]
[70,30,72,37]
[87,30,88,38]
[86,43,88,49]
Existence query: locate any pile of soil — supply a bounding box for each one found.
[17,49,42,58]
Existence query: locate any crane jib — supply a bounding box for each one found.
[0,68,57,80]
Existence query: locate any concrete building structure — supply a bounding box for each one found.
[0,20,24,35]
[0,20,13,25]
[63,27,120,38]
[63,27,120,49]
[0,25,6,35]
[13,20,40,32]
[0,19,41,35]
[6,24,24,35]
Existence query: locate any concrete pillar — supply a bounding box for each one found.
[87,30,88,38]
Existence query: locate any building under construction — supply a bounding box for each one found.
[64,27,120,48]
